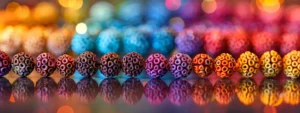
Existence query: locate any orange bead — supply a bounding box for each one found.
[237,51,259,78]
[193,54,213,77]
[214,53,236,78]
[260,50,282,77]
[283,50,300,78]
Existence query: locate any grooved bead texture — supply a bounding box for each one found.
[56,54,76,77]
[36,53,56,77]
[168,79,192,106]
[213,79,235,105]
[193,54,213,77]
[260,50,282,77]
[100,52,122,77]
[283,50,300,78]
[76,77,98,104]
[144,78,168,105]
[75,51,98,77]
[12,52,35,77]
[58,78,76,100]
[214,53,236,78]
[122,52,144,77]
[0,51,11,76]
[99,78,122,104]
[237,51,260,78]
[122,78,144,105]
[145,53,169,78]
[236,78,257,105]
[12,77,34,102]
[192,78,213,106]
[36,77,57,103]
[169,53,192,78]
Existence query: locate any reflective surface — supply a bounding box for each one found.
[1,70,300,113]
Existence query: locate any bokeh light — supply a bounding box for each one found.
[202,0,217,13]
[75,22,87,34]
[59,0,83,10]
[165,0,181,10]
[57,106,74,113]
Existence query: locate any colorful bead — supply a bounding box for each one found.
[99,52,122,77]
[0,51,11,77]
[236,78,257,105]
[96,28,121,55]
[122,52,144,77]
[12,77,34,102]
[169,53,192,78]
[283,79,300,105]
[251,32,278,56]
[192,53,213,77]
[168,79,192,106]
[89,1,114,22]
[122,28,150,57]
[214,53,236,78]
[56,54,76,77]
[146,0,170,25]
[259,78,283,106]
[118,1,143,25]
[227,30,250,58]
[145,53,169,78]
[204,29,225,57]
[151,28,175,55]
[192,78,213,106]
[213,79,235,105]
[236,51,260,78]
[280,33,299,55]
[175,29,203,56]
[283,50,300,78]
[75,51,98,77]
[0,26,22,56]
[36,53,56,77]
[0,77,11,104]
[57,78,76,100]
[22,27,46,57]
[144,78,168,105]
[76,77,98,104]
[260,50,282,77]
[71,33,96,55]
[122,78,144,105]
[36,77,57,103]
[99,78,122,104]
[47,29,72,56]
[11,52,35,77]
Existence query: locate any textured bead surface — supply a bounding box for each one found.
[151,28,175,55]
[236,78,257,105]
[214,53,236,78]
[56,54,76,77]
[122,52,144,77]
[76,77,98,104]
[169,53,192,78]
[23,28,46,57]
[168,79,192,106]
[175,29,203,56]
[12,77,34,102]
[75,51,98,77]
[122,28,150,56]
[0,77,11,104]
[96,28,121,55]
[36,77,57,103]
[12,52,35,77]
[144,78,168,105]
[280,33,300,55]
[99,52,122,77]
[36,53,56,77]
[192,54,213,77]
[58,78,76,100]
[251,32,278,56]
[236,51,260,78]
[0,51,11,76]
[259,78,282,106]
[283,50,300,78]
[283,79,300,105]
[204,29,225,57]
[71,33,96,55]
[0,26,22,56]
[192,78,213,106]
[47,29,72,56]
[99,78,122,104]
[122,78,144,105]
[213,79,235,105]
[227,30,250,58]
[145,53,169,78]
[260,50,282,77]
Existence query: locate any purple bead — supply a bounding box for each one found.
[12,52,35,77]
[99,78,122,104]
[57,78,76,100]
[169,53,192,78]
[122,52,144,77]
[175,29,204,56]
[75,51,98,77]
[12,77,34,102]
[0,51,11,77]
[168,79,192,106]
[144,78,168,105]
[36,77,57,103]
[36,53,56,77]
[145,53,169,78]
[99,52,122,77]
[76,77,98,104]
[122,78,144,105]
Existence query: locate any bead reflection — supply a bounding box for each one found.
[58,78,76,100]
[99,78,122,104]
[192,78,213,106]
[236,78,257,105]
[144,78,168,105]
[168,79,192,106]
[36,77,57,103]
[259,78,283,106]
[122,78,144,105]
[0,77,11,104]
[76,77,98,104]
[12,77,34,102]
[283,79,300,105]
[213,79,235,105]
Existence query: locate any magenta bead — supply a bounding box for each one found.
[145,53,169,78]
[144,78,168,105]
[36,53,56,77]
[122,52,144,77]
[0,51,11,77]
[169,53,192,78]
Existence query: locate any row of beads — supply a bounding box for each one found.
[0,50,300,78]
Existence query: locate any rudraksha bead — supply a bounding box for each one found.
[0,51,11,76]
[260,50,282,77]
[36,77,57,103]
[204,29,226,57]
[259,78,282,106]
[76,77,98,104]
[192,78,213,106]
[192,53,213,77]
[58,78,76,100]
[236,51,260,78]
[11,52,35,77]
[99,78,122,104]
[99,52,122,77]
[236,78,257,105]
[47,28,72,56]
[145,53,169,78]
[12,77,34,102]
[280,33,300,55]
[36,53,56,77]
[122,78,144,105]
[122,52,144,77]
[227,30,250,58]
[56,54,76,77]
[169,53,192,78]
[75,51,98,77]
[168,79,192,106]
[214,53,236,78]
[144,78,168,105]
[0,77,11,104]
[283,50,300,78]
[213,79,235,105]
[175,29,203,56]
[251,31,278,56]
[283,79,300,105]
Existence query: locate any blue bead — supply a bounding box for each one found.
[71,33,96,55]
[146,0,170,26]
[118,1,143,25]
[122,28,150,57]
[96,28,121,55]
[151,28,175,55]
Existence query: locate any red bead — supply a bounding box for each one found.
[56,54,76,77]
[36,53,56,77]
